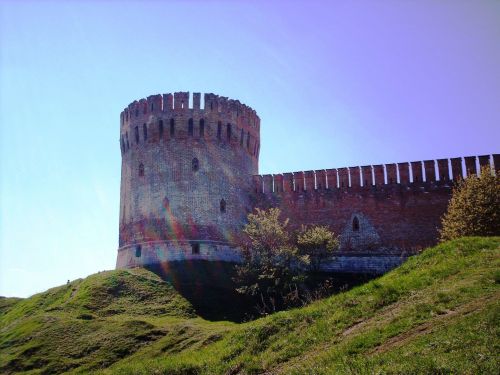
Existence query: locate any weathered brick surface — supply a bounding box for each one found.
[251,183,453,253]
[116,91,498,272]
[117,93,259,268]
[252,154,498,254]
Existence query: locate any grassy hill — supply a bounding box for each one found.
[1,237,499,374]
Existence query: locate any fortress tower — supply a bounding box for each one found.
[116,92,260,268]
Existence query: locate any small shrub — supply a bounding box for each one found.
[440,166,500,241]
[296,225,339,271]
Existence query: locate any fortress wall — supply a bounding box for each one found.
[252,155,498,253]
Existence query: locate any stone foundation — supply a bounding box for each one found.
[116,240,242,269]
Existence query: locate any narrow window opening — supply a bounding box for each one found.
[181,101,184,109]
[217,121,222,140]
[188,118,193,136]
[191,243,200,255]
[246,132,250,149]
[126,132,129,149]
[170,119,175,137]
[143,123,147,141]
[220,199,226,213]
[162,196,170,209]
[210,102,213,110]
[227,123,232,141]
[135,109,138,117]
[159,120,164,138]
[135,245,142,257]
[199,119,205,137]
[120,137,125,153]
[135,126,139,143]
[240,129,244,145]
[139,163,144,177]
[151,103,154,111]
[353,217,360,231]
[192,158,199,172]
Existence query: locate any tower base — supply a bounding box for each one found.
[116,240,242,269]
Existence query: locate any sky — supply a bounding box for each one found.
[1,0,499,298]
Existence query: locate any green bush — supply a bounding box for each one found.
[234,208,309,314]
[296,225,339,271]
[440,166,500,241]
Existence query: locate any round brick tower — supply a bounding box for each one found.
[116,92,260,269]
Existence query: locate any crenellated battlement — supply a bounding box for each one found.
[121,92,260,131]
[252,154,499,194]
[119,92,260,160]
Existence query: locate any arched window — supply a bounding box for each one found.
[199,119,205,137]
[139,163,144,177]
[220,199,226,213]
[353,217,360,231]
[217,121,222,139]
[170,118,175,137]
[143,123,148,141]
[227,123,232,141]
[159,120,164,138]
[192,158,199,172]
[188,118,193,136]
[135,245,142,257]
[135,126,139,143]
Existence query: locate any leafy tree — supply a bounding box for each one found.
[234,208,309,314]
[296,225,339,271]
[440,166,500,241]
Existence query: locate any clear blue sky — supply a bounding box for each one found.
[1,0,499,297]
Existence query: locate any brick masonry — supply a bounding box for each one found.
[116,92,498,273]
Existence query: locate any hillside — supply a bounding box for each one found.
[1,237,499,374]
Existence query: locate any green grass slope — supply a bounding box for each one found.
[0,268,201,374]
[1,237,499,374]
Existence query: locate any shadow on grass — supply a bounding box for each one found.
[146,261,377,323]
